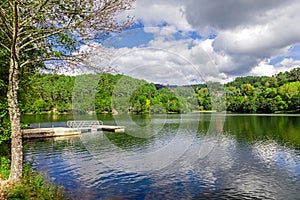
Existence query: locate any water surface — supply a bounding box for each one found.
[23,113,300,199]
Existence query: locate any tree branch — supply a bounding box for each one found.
[19,0,50,28]
[20,51,84,69]
[0,25,12,42]
[0,40,10,52]
[20,28,66,50]
[0,5,13,33]
[20,28,52,45]
[19,59,33,68]
[11,0,20,63]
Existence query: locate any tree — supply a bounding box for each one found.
[278,82,300,100]
[197,87,211,110]
[240,83,256,96]
[290,94,300,111]
[0,0,134,183]
[241,96,258,113]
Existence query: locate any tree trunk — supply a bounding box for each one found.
[7,58,22,183]
[7,1,22,183]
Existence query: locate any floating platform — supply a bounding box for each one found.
[22,125,125,139]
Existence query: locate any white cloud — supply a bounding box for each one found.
[144,25,178,40]
[110,44,208,85]
[129,0,192,31]
[211,7,300,74]
[250,61,277,77]
[80,0,300,83]
[184,0,290,31]
[250,58,300,77]
[183,0,300,76]
[105,29,236,84]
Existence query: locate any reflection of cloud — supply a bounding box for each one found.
[24,127,300,199]
[253,141,278,163]
[253,141,299,175]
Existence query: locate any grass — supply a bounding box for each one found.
[0,143,70,200]
[0,143,10,180]
[0,157,10,180]
[6,164,70,200]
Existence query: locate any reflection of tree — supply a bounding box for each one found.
[224,115,300,149]
[215,115,224,134]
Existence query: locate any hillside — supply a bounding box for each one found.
[10,67,300,114]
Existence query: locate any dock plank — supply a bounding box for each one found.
[22,125,125,139]
[98,125,125,132]
[22,128,81,139]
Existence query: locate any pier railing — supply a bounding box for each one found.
[66,120,103,129]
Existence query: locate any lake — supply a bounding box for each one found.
[22,113,300,199]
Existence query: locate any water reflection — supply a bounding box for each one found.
[23,114,300,199]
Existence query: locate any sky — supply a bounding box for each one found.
[82,0,300,85]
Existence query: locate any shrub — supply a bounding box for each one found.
[7,164,70,200]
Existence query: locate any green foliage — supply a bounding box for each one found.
[197,87,211,110]
[32,99,48,113]
[278,81,300,100]
[0,156,10,179]
[95,73,118,113]
[0,94,10,144]
[0,143,68,199]
[224,68,300,113]
[13,67,300,115]
[0,142,10,179]
[290,94,300,111]
[130,83,157,113]
[226,76,269,88]
[20,74,75,114]
[18,73,196,114]
[97,74,197,114]
[7,164,69,200]
[72,74,98,113]
[0,122,11,145]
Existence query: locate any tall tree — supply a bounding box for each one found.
[0,0,134,183]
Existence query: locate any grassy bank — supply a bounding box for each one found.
[0,144,70,200]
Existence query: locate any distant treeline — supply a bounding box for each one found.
[17,67,300,114]
[19,73,197,114]
[224,67,300,113]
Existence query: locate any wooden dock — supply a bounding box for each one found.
[22,125,125,139]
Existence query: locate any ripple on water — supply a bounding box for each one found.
[23,125,300,200]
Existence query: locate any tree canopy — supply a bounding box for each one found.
[225,68,300,113]
[15,67,300,116]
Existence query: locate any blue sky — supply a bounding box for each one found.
[84,0,300,84]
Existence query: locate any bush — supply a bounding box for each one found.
[0,156,10,180]
[7,164,70,200]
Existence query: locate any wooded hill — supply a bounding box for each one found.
[8,67,300,114]
[225,67,300,113]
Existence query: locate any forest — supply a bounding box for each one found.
[6,67,300,115]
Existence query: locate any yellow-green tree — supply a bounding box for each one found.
[278,82,300,100]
